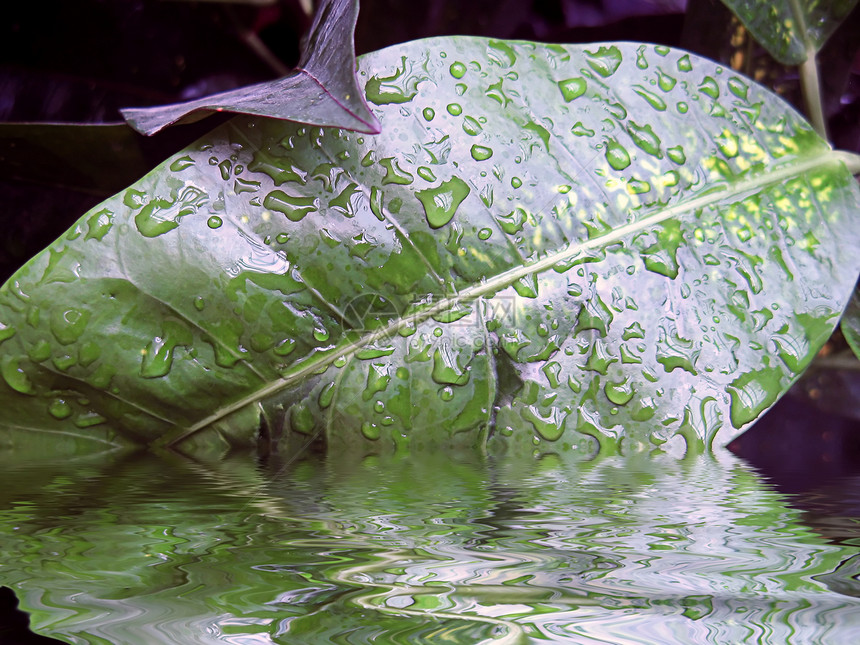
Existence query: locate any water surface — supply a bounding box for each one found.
[1,449,859,644]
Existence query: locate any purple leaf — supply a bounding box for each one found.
[121,0,380,136]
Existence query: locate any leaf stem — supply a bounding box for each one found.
[788,0,828,139]
[799,46,827,139]
[224,3,291,77]
[834,150,860,175]
[240,30,291,77]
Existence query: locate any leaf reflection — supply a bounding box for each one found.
[0,450,858,644]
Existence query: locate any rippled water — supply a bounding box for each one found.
[1,449,859,644]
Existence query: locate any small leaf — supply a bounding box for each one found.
[121,0,380,136]
[2,39,860,459]
[719,0,859,64]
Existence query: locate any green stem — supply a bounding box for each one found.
[799,46,828,139]
[225,4,291,77]
[788,0,828,139]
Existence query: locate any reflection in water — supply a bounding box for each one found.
[1,449,859,644]
[792,474,860,547]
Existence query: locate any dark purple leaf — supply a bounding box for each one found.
[121,0,379,136]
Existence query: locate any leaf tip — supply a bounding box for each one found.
[363,112,382,135]
[120,107,168,137]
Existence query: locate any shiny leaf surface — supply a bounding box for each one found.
[121,0,379,136]
[2,38,860,458]
[719,0,859,64]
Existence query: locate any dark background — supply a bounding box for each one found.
[2,0,860,502]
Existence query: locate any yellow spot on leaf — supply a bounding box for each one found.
[778,136,800,154]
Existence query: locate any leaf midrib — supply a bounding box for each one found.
[787,0,812,53]
[157,149,850,448]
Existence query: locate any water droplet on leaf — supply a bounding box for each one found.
[666,145,686,164]
[290,403,315,434]
[361,421,380,440]
[605,379,634,405]
[431,347,470,385]
[605,139,631,170]
[513,274,539,298]
[585,45,622,77]
[416,177,470,229]
[462,115,483,136]
[698,76,719,99]
[2,357,35,395]
[633,86,667,111]
[728,77,749,100]
[366,56,424,104]
[657,70,677,91]
[140,321,192,379]
[727,367,783,428]
[636,45,648,69]
[170,156,194,172]
[641,220,684,278]
[48,398,72,419]
[470,144,493,161]
[264,190,317,222]
[50,308,90,345]
[74,412,106,428]
[523,406,567,441]
[380,158,414,185]
[274,338,296,356]
[27,339,51,363]
[627,122,662,157]
[318,382,335,409]
[364,363,391,400]
[557,77,587,102]
[85,208,114,241]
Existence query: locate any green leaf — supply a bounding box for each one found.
[2,39,859,458]
[719,0,859,64]
[841,280,860,359]
[121,0,379,136]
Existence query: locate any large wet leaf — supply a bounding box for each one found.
[121,0,379,136]
[720,0,859,64]
[1,38,860,458]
